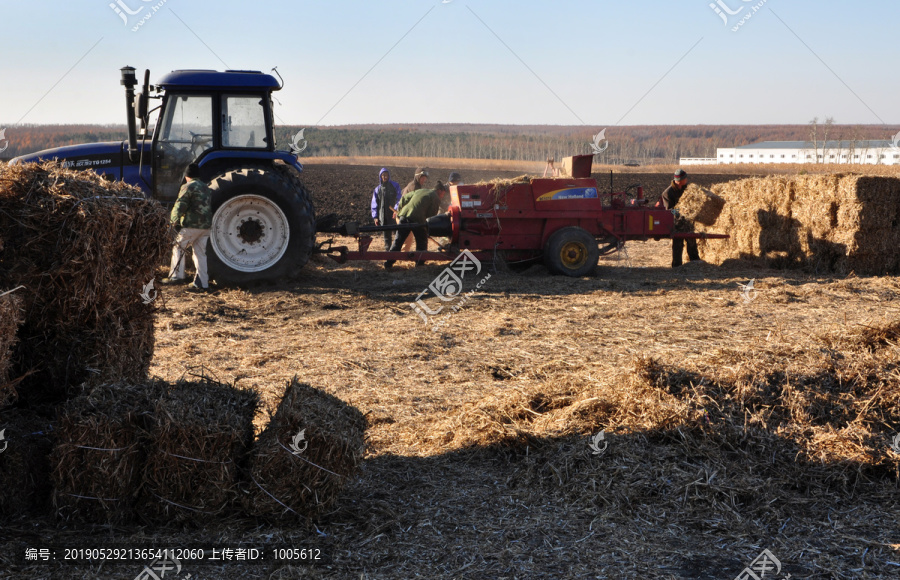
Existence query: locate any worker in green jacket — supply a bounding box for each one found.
[162,163,212,290]
[384,182,446,269]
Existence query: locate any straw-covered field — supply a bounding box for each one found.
[2,163,900,579]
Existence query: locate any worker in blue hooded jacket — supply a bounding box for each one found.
[371,168,402,249]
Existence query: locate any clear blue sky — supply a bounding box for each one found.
[1,0,898,127]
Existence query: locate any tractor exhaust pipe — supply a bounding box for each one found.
[120,66,139,163]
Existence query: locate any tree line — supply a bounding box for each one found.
[4,123,898,165]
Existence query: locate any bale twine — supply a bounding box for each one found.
[695,174,900,274]
[50,381,163,524]
[138,380,259,524]
[0,292,23,408]
[676,183,726,226]
[0,161,171,404]
[0,409,54,519]
[248,379,366,520]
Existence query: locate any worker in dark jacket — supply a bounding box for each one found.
[384,182,446,268]
[162,163,212,290]
[402,167,429,196]
[371,168,402,249]
[661,169,701,268]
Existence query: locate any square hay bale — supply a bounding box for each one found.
[0,409,54,519]
[676,183,726,226]
[0,161,171,405]
[695,174,900,274]
[50,381,162,524]
[0,292,23,408]
[248,380,366,520]
[138,380,259,524]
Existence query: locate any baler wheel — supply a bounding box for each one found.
[545,227,600,277]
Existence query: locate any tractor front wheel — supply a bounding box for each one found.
[544,227,600,277]
[207,166,315,284]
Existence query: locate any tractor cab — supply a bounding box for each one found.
[122,67,285,203]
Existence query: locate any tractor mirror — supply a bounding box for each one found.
[135,92,149,119]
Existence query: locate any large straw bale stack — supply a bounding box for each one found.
[0,161,171,404]
[248,380,366,519]
[0,292,22,408]
[695,174,900,274]
[50,381,163,524]
[676,183,726,226]
[0,409,54,519]
[138,380,259,523]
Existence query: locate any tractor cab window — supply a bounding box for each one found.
[222,95,268,149]
[155,94,213,200]
[159,94,214,157]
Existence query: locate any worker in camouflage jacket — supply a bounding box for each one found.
[371,168,402,249]
[384,182,446,269]
[163,163,212,290]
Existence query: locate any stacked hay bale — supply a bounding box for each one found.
[675,183,726,226]
[0,291,23,408]
[0,161,171,404]
[51,382,163,524]
[139,380,259,523]
[0,408,54,518]
[695,174,900,274]
[248,380,367,519]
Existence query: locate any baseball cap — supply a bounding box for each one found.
[674,169,687,180]
[448,172,462,183]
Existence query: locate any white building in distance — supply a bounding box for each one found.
[712,140,900,165]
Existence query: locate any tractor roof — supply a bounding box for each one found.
[156,69,281,91]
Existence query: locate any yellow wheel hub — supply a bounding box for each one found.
[559,242,588,269]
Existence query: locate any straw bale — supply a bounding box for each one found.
[50,381,163,524]
[675,183,726,225]
[138,379,259,523]
[696,173,900,274]
[0,161,171,404]
[248,379,366,519]
[0,408,54,519]
[0,292,22,408]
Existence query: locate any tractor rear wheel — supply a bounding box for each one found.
[207,166,315,284]
[545,227,600,277]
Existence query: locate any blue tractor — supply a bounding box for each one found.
[11,66,316,284]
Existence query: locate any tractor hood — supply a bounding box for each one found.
[11,141,129,169]
[11,140,153,193]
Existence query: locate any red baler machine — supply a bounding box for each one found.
[322,156,727,276]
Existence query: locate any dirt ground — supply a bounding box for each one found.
[2,166,899,579]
